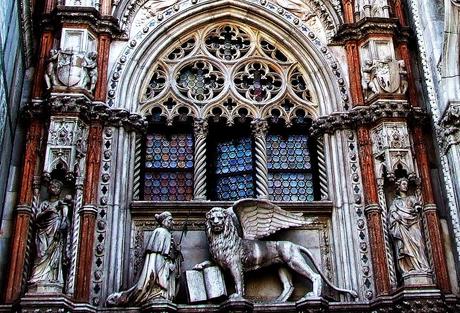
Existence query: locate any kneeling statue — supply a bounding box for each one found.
[195,199,358,302]
[107,211,181,306]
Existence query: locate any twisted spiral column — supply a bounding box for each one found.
[316,137,329,200]
[132,134,143,200]
[252,119,269,199]
[193,118,208,200]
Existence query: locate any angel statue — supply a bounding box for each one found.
[194,199,358,302]
[107,211,182,306]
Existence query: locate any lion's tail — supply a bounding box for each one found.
[299,246,358,298]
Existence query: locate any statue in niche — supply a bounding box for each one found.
[389,178,431,277]
[107,211,182,306]
[29,179,71,290]
[194,199,358,302]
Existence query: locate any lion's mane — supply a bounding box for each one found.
[205,208,242,268]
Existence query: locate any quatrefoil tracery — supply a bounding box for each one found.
[140,22,317,121]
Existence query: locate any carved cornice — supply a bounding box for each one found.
[332,17,411,44]
[310,101,427,137]
[42,6,122,37]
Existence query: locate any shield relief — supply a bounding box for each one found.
[57,52,85,87]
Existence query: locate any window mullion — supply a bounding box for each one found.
[251,119,269,199]
[193,118,208,200]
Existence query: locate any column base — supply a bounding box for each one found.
[27,281,64,294]
[219,297,254,313]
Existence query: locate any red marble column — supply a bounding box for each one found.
[343,0,355,24]
[95,34,111,102]
[32,31,54,99]
[413,127,450,293]
[4,121,44,303]
[345,41,364,106]
[357,127,391,295]
[392,0,407,26]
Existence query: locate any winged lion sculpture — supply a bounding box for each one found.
[194,199,358,302]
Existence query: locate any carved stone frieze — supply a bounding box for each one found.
[310,101,426,137]
[354,0,390,20]
[43,116,89,182]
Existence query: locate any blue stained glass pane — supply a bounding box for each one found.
[268,172,314,202]
[143,171,193,201]
[267,134,310,170]
[145,133,194,169]
[215,137,253,174]
[215,174,254,201]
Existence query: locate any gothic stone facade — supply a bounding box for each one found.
[0,0,459,312]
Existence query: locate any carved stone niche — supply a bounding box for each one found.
[43,116,89,183]
[371,121,416,181]
[130,212,336,303]
[360,40,408,101]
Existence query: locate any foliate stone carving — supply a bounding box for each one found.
[362,57,408,100]
[107,212,182,306]
[28,179,72,293]
[44,49,98,94]
[194,199,358,302]
[440,101,460,151]
[371,122,415,180]
[388,178,432,285]
[43,116,89,182]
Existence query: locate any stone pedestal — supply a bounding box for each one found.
[27,281,64,294]
[219,298,254,313]
[403,272,433,286]
[141,299,177,313]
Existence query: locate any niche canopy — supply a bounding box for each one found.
[139,22,317,124]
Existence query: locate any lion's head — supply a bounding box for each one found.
[206,207,228,234]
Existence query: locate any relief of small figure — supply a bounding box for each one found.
[107,211,182,306]
[389,178,431,277]
[29,179,71,289]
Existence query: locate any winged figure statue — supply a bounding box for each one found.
[194,199,358,302]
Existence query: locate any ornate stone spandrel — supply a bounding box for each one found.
[107,211,182,306]
[388,178,433,286]
[44,49,98,95]
[43,116,89,183]
[28,179,73,294]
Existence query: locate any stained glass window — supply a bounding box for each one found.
[143,133,194,201]
[267,133,315,201]
[212,136,255,201]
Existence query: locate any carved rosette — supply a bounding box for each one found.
[193,118,209,200]
[251,119,269,199]
[43,116,89,182]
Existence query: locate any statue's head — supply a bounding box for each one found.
[155,211,173,229]
[396,177,409,193]
[48,179,63,196]
[365,59,373,66]
[206,207,227,234]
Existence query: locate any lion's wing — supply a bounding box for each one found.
[232,199,310,240]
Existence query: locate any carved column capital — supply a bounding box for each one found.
[194,118,209,138]
[251,119,268,138]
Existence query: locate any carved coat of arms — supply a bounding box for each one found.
[375,58,401,94]
[57,51,86,87]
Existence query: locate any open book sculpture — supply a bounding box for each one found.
[194,199,358,302]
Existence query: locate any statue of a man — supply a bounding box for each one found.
[44,49,59,90]
[389,178,431,276]
[107,211,182,306]
[29,179,71,287]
